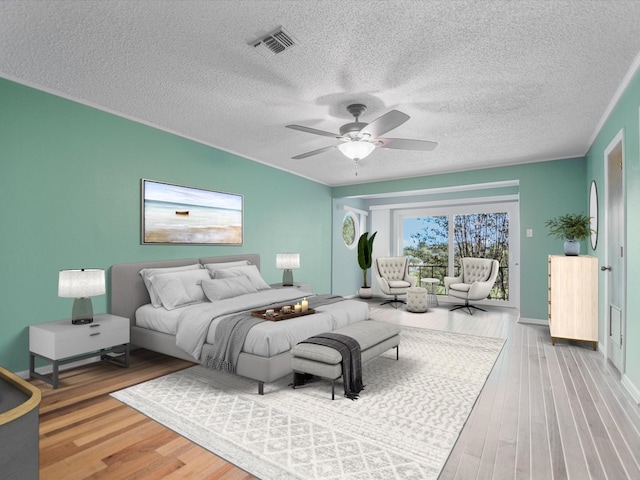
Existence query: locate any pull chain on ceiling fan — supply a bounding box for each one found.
[286,103,437,174]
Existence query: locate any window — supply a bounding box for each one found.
[397,199,519,307]
[451,213,509,300]
[403,216,449,294]
[342,211,358,248]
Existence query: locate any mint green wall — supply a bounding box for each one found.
[586,68,640,392]
[332,157,588,320]
[0,78,332,373]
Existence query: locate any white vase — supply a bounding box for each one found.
[358,287,373,299]
[564,240,580,256]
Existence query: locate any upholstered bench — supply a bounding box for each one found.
[290,320,401,399]
[406,286,428,312]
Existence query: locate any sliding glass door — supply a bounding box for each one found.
[403,215,450,294]
[452,212,509,300]
[396,200,519,308]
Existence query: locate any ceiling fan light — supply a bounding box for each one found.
[338,140,376,160]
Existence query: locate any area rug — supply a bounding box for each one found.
[112,327,504,479]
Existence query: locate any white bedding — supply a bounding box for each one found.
[135,288,370,360]
[136,304,184,335]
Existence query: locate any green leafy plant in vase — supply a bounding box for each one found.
[357,231,377,297]
[545,212,592,256]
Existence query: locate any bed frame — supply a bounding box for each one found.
[110,254,291,394]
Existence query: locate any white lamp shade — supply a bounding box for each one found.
[58,269,106,298]
[338,141,376,160]
[276,253,300,270]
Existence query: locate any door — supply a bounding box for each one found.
[397,199,519,308]
[604,133,625,372]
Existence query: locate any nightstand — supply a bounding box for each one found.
[270,282,312,292]
[29,313,130,388]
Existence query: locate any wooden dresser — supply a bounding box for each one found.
[548,255,598,350]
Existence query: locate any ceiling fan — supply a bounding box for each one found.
[286,104,437,167]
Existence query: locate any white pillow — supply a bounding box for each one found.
[201,276,258,301]
[149,276,191,310]
[149,269,210,310]
[139,263,201,307]
[203,260,250,277]
[214,264,271,291]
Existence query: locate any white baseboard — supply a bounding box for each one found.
[518,316,548,326]
[622,374,640,405]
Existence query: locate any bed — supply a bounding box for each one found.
[110,254,369,393]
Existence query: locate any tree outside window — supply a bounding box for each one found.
[403,212,509,300]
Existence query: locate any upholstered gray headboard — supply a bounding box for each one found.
[110,254,261,325]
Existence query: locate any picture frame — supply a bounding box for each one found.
[141,179,243,245]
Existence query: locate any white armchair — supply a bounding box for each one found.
[444,257,500,314]
[373,257,417,308]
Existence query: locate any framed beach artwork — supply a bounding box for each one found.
[141,179,243,245]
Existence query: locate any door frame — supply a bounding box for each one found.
[602,129,626,370]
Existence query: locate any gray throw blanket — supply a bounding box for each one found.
[203,312,264,372]
[295,332,364,400]
[203,294,345,373]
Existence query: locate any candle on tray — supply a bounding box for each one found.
[301,298,308,312]
[294,304,302,313]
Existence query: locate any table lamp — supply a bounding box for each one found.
[276,253,300,286]
[58,269,106,324]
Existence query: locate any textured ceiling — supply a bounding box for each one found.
[2,1,640,186]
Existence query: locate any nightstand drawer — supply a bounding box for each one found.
[270,282,312,292]
[30,314,130,360]
[47,328,129,359]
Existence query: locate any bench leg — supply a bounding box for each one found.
[258,381,264,395]
[395,345,399,360]
[331,379,335,400]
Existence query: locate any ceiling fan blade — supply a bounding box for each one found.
[377,138,438,151]
[359,110,410,139]
[286,124,342,139]
[291,144,337,159]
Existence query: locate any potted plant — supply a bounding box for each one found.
[545,212,592,256]
[357,231,377,298]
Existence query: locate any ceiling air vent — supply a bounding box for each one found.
[251,27,297,57]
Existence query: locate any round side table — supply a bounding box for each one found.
[420,278,440,307]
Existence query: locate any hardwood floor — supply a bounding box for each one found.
[32,299,640,479]
[34,350,256,480]
[365,298,640,480]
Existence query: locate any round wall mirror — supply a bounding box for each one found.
[589,180,598,250]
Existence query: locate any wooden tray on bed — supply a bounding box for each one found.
[251,306,315,321]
